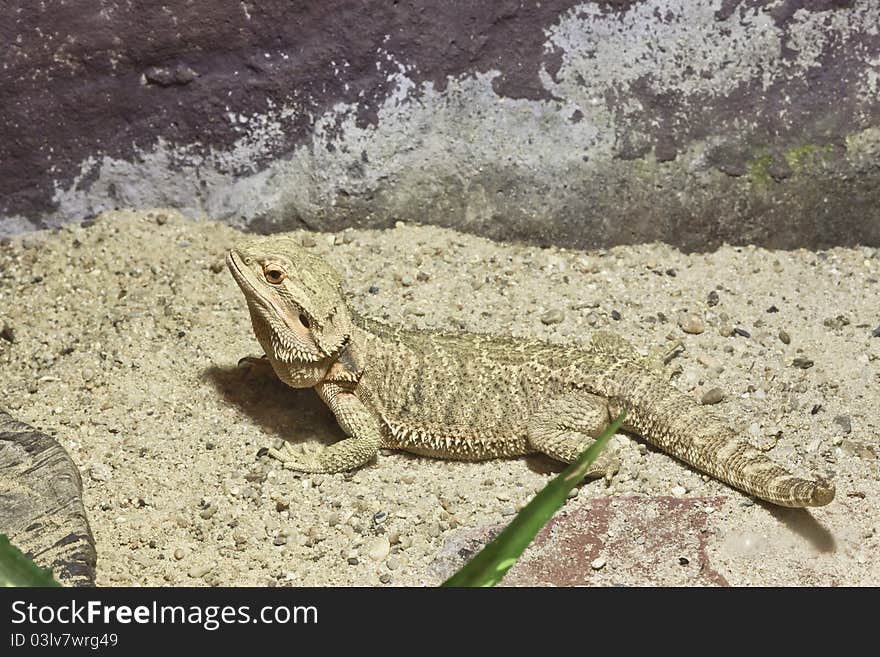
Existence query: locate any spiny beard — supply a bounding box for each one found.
[248,303,349,365]
[248,306,316,362]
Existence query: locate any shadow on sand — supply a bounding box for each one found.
[202,363,341,448]
[762,503,837,553]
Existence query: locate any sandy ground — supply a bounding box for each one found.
[0,209,877,586]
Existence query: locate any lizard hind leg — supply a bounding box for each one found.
[527,392,620,480]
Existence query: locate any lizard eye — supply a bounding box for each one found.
[263,263,286,284]
[299,313,311,329]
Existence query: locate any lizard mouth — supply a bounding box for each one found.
[226,250,252,292]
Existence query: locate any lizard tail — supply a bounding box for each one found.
[613,375,835,507]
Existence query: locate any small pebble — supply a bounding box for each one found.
[778,329,791,344]
[88,463,112,482]
[766,305,779,313]
[823,315,850,330]
[373,511,388,526]
[209,261,225,273]
[275,500,290,512]
[680,314,705,335]
[273,535,288,546]
[678,557,690,565]
[379,574,392,584]
[701,388,725,405]
[347,556,359,566]
[386,556,400,571]
[300,236,317,247]
[671,486,687,498]
[173,548,185,560]
[833,415,852,434]
[367,536,390,562]
[707,290,719,307]
[540,309,565,325]
[841,440,875,460]
[719,325,734,337]
[368,285,380,295]
[591,557,606,570]
[733,327,751,338]
[872,325,880,338]
[610,310,621,321]
[0,323,15,343]
[187,564,212,578]
[697,354,720,369]
[199,506,217,520]
[792,357,814,369]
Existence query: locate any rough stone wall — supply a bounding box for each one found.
[2,0,879,249]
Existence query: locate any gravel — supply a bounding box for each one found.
[1,209,877,587]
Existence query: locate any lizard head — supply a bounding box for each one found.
[226,236,353,368]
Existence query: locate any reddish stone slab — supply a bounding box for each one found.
[504,496,729,586]
[432,496,729,587]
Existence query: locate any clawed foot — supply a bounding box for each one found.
[238,354,273,373]
[584,448,621,484]
[266,441,326,473]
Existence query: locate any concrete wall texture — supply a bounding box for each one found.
[2,0,879,249]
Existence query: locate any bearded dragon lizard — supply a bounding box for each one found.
[226,236,834,508]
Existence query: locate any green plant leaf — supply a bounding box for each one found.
[0,534,62,587]
[441,411,626,587]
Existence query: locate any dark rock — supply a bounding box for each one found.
[0,323,14,343]
[4,3,880,254]
[0,409,96,586]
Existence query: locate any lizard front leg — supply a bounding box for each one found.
[267,382,384,473]
[527,391,620,480]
